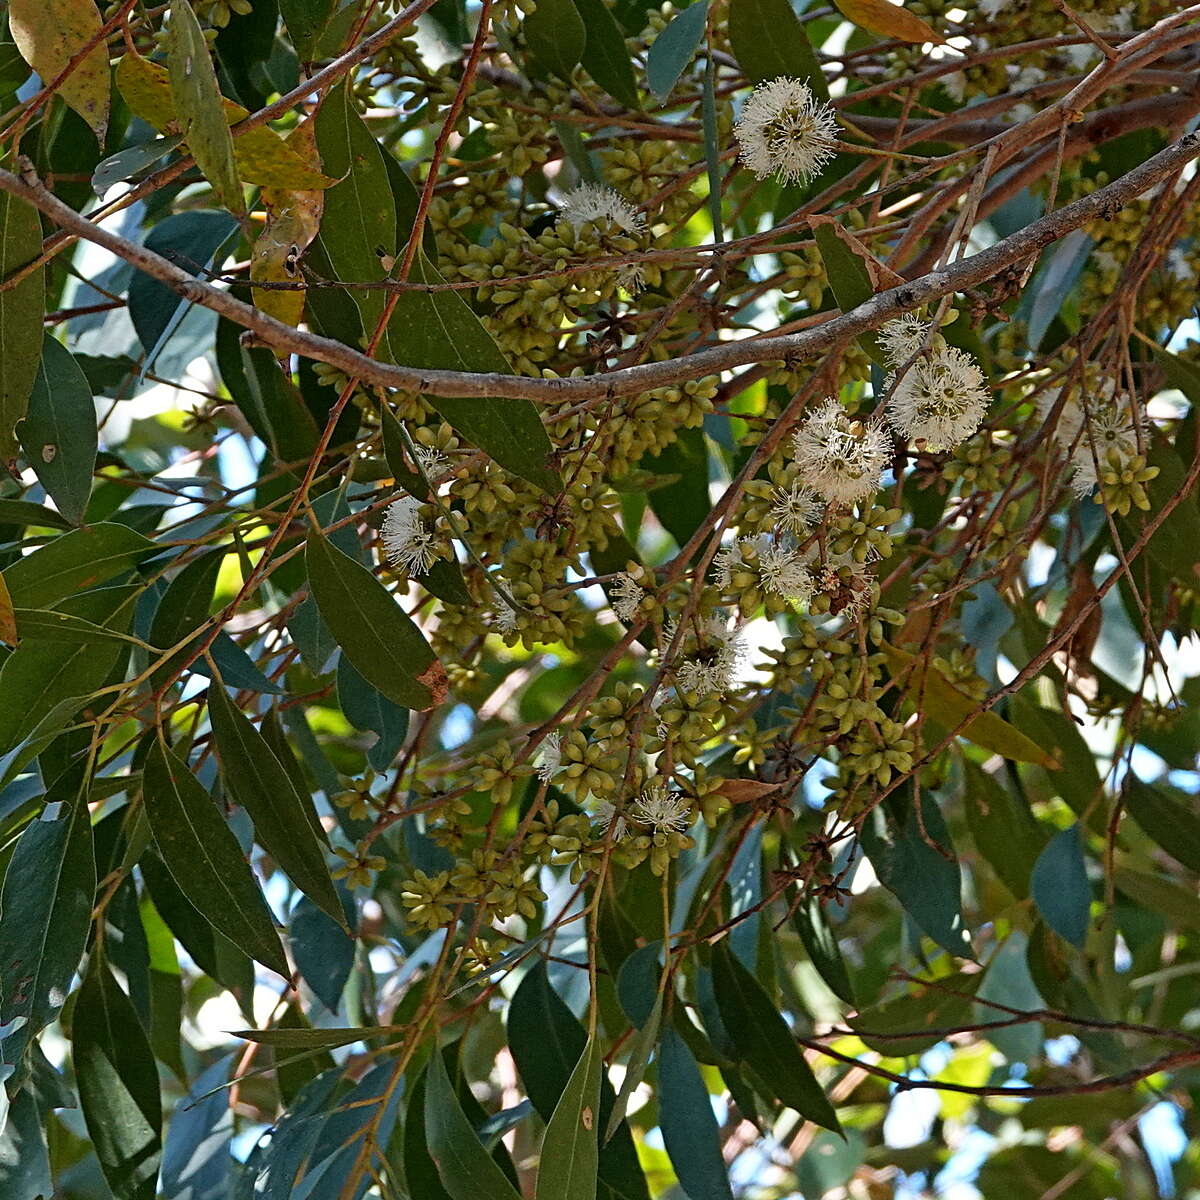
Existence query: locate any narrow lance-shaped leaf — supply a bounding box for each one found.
[1124,777,1200,873]
[74,960,163,1200]
[881,643,1059,768]
[658,1027,734,1200]
[313,79,395,331]
[524,0,587,79]
[19,335,97,525]
[306,527,447,711]
[711,941,842,1134]
[380,252,561,494]
[0,763,93,1075]
[1031,824,1091,948]
[729,0,827,96]
[141,740,289,977]
[574,0,639,108]
[425,1046,523,1200]
[2,522,157,610]
[645,0,709,101]
[833,0,944,44]
[536,1036,602,1200]
[168,0,244,213]
[207,682,345,928]
[0,189,46,459]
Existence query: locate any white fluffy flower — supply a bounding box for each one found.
[610,571,647,623]
[1167,246,1196,283]
[878,313,933,369]
[757,538,816,603]
[793,399,891,507]
[885,346,991,452]
[1039,385,1143,497]
[590,799,630,841]
[675,615,747,696]
[769,482,823,534]
[413,444,450,478]
[810,549,875,618]
[734,77,839,185]
[630,783,692,833]
[558,183,645,235]
[715,536,814,603]
[536,732,561,783]
[382,496,440,575]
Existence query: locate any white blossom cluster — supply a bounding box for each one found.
[1039,384,1144,497]
[734,77,839,185]
[878,315,992,453]
[792,399,892,507]
[674,614,749,696]
[381,496,440,575]
[557,183,647,291]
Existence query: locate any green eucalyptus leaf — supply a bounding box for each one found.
[141,740,289,978]
[19,335,97,525]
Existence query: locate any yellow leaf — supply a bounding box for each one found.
[881,643,1058,769]
[10,0,110,142]
[833,0,944,44]
[252,124,325,329]
[116,51,337,191]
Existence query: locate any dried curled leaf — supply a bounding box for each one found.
[252,125,325,329]
[117,50,336,190]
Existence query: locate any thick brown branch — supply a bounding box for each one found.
[0,131,1197,405]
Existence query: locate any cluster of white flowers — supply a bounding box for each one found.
[590,798,630,841]
[734,77,839,185]
[675,614,748,696]
[558,183,647,291]
[610,570,647,623]
[412,445,450,479]
[792,399,892,506]
[715,535,816,604]
[630,782,692,833]
[768,482,823,534]
[559,183,645,235]
[381,496,440,575]
[1040,386,1144,497]
[536,731,561,783]
[878,316,992,453]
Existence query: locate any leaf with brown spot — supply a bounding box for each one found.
[252,124,325,329]
[10,0,110,142]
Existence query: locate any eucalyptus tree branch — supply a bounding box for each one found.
[1,130,1197,406]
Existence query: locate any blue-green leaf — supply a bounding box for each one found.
[1031,824,1091,948]
[524,0,587,79]
[0,763,93,1075]
[729,0,826,95]
[426,1047,523,1200]
[711,941,841,1134]
[306,528,447,711]
[646,0,708,100]
[860,792,971,958]
[658,1027,733,1200]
